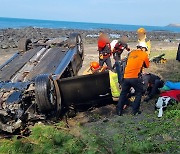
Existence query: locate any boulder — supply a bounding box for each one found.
[1,44,9,49]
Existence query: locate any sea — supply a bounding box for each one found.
[0,17,180,33]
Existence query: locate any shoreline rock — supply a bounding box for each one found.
[0,27,180,52]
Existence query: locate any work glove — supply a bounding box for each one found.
[99,54,104,60]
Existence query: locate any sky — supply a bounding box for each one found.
[0,0,179,26]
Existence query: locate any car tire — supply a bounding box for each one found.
[68,33,84,59]
[76,34,84,59]
[18,38,32,52]
[35,74,57,113]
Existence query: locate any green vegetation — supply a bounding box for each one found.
[0,50,179,154]
[0,103,179,154]
[0,124,83,154]
[81,103,180,154]
[150,49,177,60]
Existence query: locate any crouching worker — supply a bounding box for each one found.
[98,32,112,69]
[142,73,164,102]
[116,42,149,116]
[83,61,108,75]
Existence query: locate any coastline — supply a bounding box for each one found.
[1,17,180,32]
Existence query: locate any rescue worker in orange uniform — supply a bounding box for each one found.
[98,32,112,69]
[116,42,149,116]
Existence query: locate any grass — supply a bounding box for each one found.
[148,49,180,81]
[0,50,179,154]
[82,103,180,153]
[149,49,177,60]
[0,124,84,154]
[0,122,113,154]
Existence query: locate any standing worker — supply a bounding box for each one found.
[112,36,130,84]
[116,42,149,116]
[137,27,151,56]
[113,35,130,61]
[98,32,112,69]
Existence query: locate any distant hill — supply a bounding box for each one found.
[167,24,180,27]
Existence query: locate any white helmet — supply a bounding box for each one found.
[137,42,148,50]
[110,40,118,51]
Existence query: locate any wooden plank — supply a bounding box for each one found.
[0,47,42,81]
[26,47,67,80]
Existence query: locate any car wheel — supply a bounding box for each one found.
[35,74,60,113]
[68,33,84,58]
[76,34,84,59]
[18,38,32,52]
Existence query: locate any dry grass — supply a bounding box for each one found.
[147,50,180,81]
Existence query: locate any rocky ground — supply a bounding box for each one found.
[0,27,179,72]
[0,27,180,52]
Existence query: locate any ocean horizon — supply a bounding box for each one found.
[0,17,180,33]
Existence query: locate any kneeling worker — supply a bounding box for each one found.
[116,42,149,116]
[83,62,108,75]
[142,73,164,102]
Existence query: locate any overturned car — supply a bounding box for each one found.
[0,33,112,133]
[0,33,84,133]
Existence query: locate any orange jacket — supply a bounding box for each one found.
[124,49,149,78]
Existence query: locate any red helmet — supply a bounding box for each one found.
[90,62,100,70]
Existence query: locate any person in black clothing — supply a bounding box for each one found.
[142,73,164,102]
[119,73,164,111]
[176,43,180,61]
